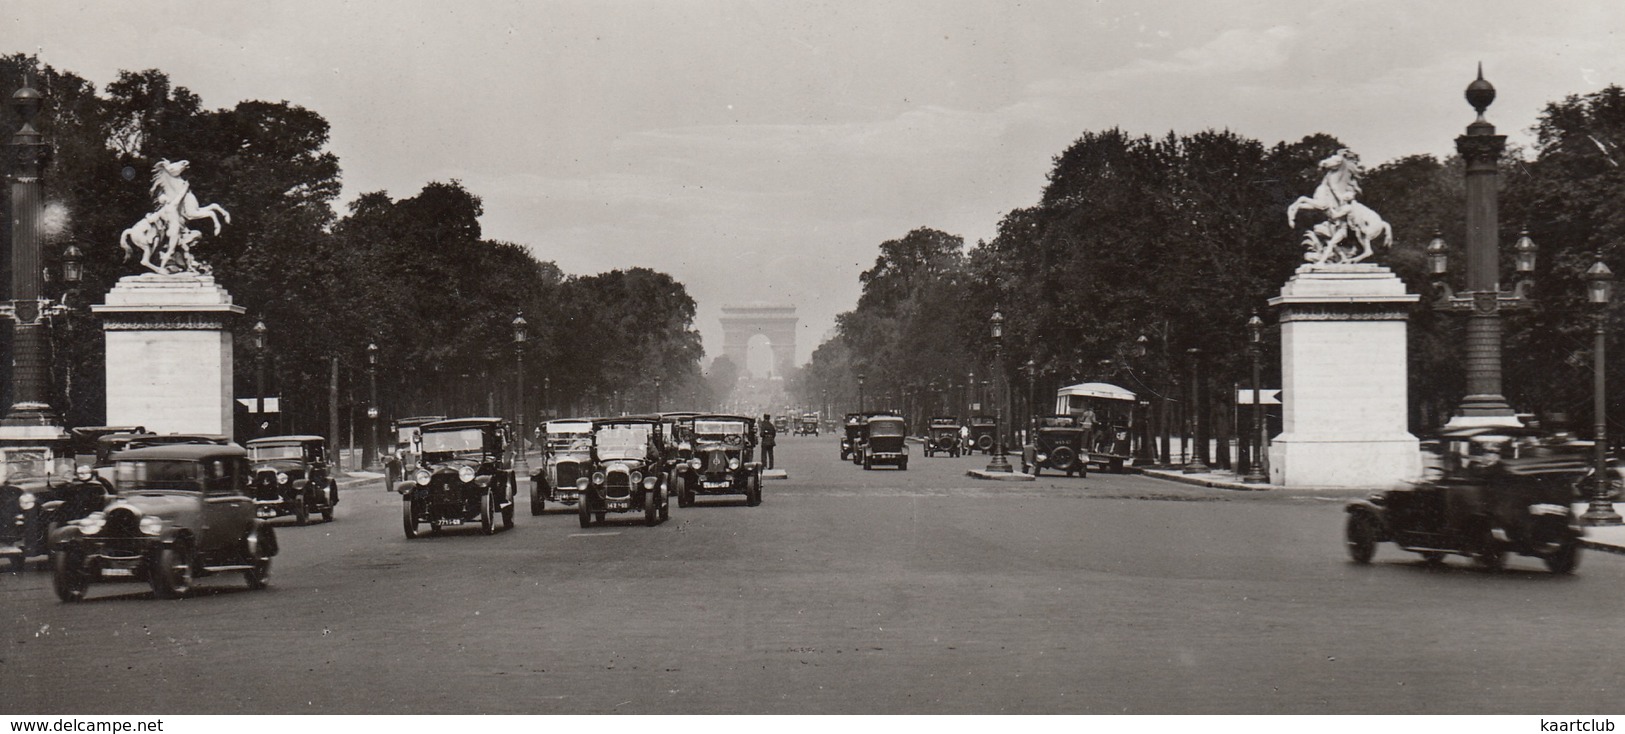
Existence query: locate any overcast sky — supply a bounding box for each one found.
[5,1,1623,367]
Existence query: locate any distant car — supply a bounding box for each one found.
[1,443,74,573]
[529,418,593,514]
[385,416,445,487]
[245,436,338,525]
[48,443,277,601]
[1345,426,1586,573]
[795,413,820,437]
[1023,415,1088,477]
[397,418,517,538]
[68,426,146,469]
[576,417,669,528]
[670,415,763,507]
[924,416,962,458]
[968,416,998,455]
[840,413,865,461]
[861,415,909,471]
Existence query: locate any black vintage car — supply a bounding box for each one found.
[795,413,820,437]
[968,415,998,455]
[670,415,763,507]
[385,415,445,487]
[924,416,962,458]
[1344,427,1587,573]
[841,413,865,461]
[576,417,669,527]
[69,426,146,469]
[529,418,593,515]
[397,418,517,538]
[861,415,910,471]
[1023,415,1089,477]
[48,443,277,601]
[1,443,74,572]
[246,435,338,525]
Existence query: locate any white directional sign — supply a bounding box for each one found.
[236,397,281,413]
[1235,389,1281,406]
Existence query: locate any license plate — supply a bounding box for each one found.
[607,501,628,510]
[102,568,134,578]
[703,481,730,489]
[441,519,463,526]
[256,508,275,518]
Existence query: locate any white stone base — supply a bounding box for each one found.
[91,274,245,440]
[1269,435,1422,488]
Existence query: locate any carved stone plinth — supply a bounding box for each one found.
[1266,264,1421,488]
[91,274,246,439]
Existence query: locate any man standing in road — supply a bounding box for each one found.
[760,414,777,470]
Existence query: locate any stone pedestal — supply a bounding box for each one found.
[1267,264,1420,488]
[91,274,245,440]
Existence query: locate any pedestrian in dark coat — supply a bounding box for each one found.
[760,414,777,469]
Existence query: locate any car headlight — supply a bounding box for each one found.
[591,471,605,485]
[459,466,477,483]
[276,472,290,485]
[78,512,105,535]
[18,492,35,511]
[728,458,741,470]
[642,476,658,490]
[576,477,590,490]
[688,458,701,470]
[138,515,163,536]
[631,471,643,485]
[415,469,432,486]
[75,465,94,481]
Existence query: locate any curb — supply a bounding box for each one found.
[1135,468,1270,492]
[967,469,1036,482]
[762,469,789,481]
[1581,540,1625,556]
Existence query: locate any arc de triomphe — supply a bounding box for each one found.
[719,304,797,378]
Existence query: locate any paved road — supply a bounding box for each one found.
[4,436,1623,714]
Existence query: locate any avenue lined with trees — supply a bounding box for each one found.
[0,55,711,435]
[795,86,1625,461]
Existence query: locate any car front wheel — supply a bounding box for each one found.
[501,480,516,530]
[1345,512,1378,564]
[403,500,419,539]
[480,490,496,535]
[578,493,593,528]
[52,549,90,602]
[530,482,545,516]
[150,542,195,599]
[294,492,310,526]
[244,529,273,590]
[1544,539,1581,574]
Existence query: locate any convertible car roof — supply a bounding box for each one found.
[1056,382,1136,401]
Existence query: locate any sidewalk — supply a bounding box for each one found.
[1137,466,1625,555]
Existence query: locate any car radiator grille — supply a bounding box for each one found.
[605,472,632,500]
[104,507,142,539]
[555,462,583,489]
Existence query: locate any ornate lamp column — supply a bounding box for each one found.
[253,320,268,438]
[1432,67,1532,427]
[1582,259,1622,525]
[857,372,866,413]
[366,342,379,468]
[985,309,1012,472]
[1183,347,1209,473]
[1244,314,1269,483]
[0,81,67,443]
[512,312,528,473]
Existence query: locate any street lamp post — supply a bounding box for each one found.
[986,309,1013,473]
[1183,347,1209,473]
[253,320,268,438]
[512,313,529,473]
[857,372,866,413]
[1130,334,1155,464]
[1582,259,1621,526]
[366,342,378,469]
[1024,359,1037,446]
[1244,315,1269,484]
[654,375,663,413]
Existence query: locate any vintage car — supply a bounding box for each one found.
[1055,382,1137,473]
[773,416,790,434]
[69,426,146,469]
[48,443,277,601]
[529,418,594,515]
[795,413,820,436]
[397,417,517,538]
[576,417,669,527]
[968,416,999,455]
[841,413,865,461]
[924,416,962,457]
[670,415,763,507]
[861,415,910,471]
[1,442,76,572]
[385,415,445,487]
[1344,426,1587,573]
[245,435,338,525]
[1022,415,1089,477]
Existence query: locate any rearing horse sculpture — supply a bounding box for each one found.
[1287,149,1392,264]
[146,159,231,271]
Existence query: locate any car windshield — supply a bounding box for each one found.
[869,421,905,437]
[115,460,205,492]
[248,444,304,461]
[2,448,71,483]
[694,420,747,438]
[396,428,417,445]
[547,423,592,452]
[595,425,651,460]
[421,428,487,455]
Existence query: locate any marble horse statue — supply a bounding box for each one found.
[118,159,230,274]
[1286,148,1392,264]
